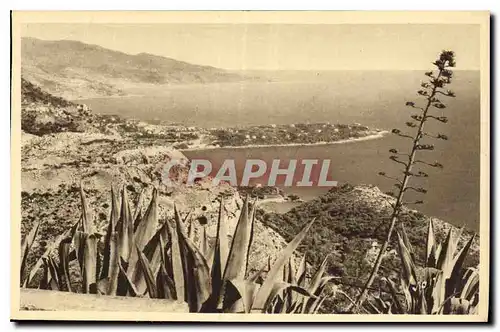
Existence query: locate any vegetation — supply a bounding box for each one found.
[354,50,461,311]
[20,185,335,313]
[365,220,478,314]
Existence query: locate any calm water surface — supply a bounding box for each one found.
[81,71,480,230]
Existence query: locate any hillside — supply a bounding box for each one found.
[21,37,253,99]
[257,183,479,311]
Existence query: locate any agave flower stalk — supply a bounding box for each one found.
[354,51,456,311]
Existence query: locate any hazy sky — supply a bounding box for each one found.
[22,23,480,70]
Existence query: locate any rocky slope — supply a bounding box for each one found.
[21,37,255,100]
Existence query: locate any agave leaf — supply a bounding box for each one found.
[133,188,145,232]
[449,234,476,286]
[100,186,120,280]
[46,256,60,291]
[79,184,94,234]
[311,296,327,314]
[57,237,73,292]
[106,232,120,295]
[39,257,50,290]
[282,259,289,282]
[73,230,86,273]
[316,276,339,293]
[131,222,169,296]
[308,254,331,294]
[26,225,75,287]
[127,189,158,283]
[133,188,158,251]
[384,277,404,314]
[223,196,253,281]
[199,226,209,258]
[156,264,176,299]
[248,262,270,283]
[400,223,415,262]
[187,215,196,241]
[118,259,138,297]
[449,297,471,314]
[296,254,307,287]
[83,234,98,294]
[181,232,212,312]
[304,276,338,313]
[116,186,134,261]
[426,219,437,267]
[262,282,317,313]
[396,230,418,287]
[253,218,316,310]
[436,227,456,274]
[288,256,297,283]
[169,206,186,302]
[460,267,479,300]
[20,221,41,285]
[135,245,158,298]
[303,295,327,314]
[223,279,261,313]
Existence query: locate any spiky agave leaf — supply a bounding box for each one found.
[79,184,94,234]
[136,245,158,298]
[132,224,169,296]
[205,197,253,312]
[126,189,159,288]
[20,220,41,286]
[396,230,418,287]
[57,237,73,292]
[252,218,316,311]
[118,258,138,297]
[168,205,187,302]
[223,196,253,281]
[133,188,146,232]
[116,186,134,262]
[460,267,479,302]
[39,256,60,290]
[204,199,230,310]
[181,231,212,312]
[436,227,456,275]
[384,277,405,314]
[308,254,332,294]
[199,226,209,258]
[26,223,76,287]
[224,279,261,313]
[296,254,307,287]
[100,185,120,280]
[106,231,120,295]
[82,233,98,294]
[448,234,476,285]
[263,282,318,313]
[426,219,437,267]
[395,229,419,310]
[156,263,176,299]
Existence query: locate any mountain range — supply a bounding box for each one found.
[21,37,254,100]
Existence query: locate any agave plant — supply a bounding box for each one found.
[260,253,338,314]
[364,220,478,314]
[21,184,335,314]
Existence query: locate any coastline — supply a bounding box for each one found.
[180,130,390,151]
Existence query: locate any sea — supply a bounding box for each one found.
[78,70,481,231]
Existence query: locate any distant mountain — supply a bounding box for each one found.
[21,37,253,100]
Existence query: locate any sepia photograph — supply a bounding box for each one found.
[10,11,490,322]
